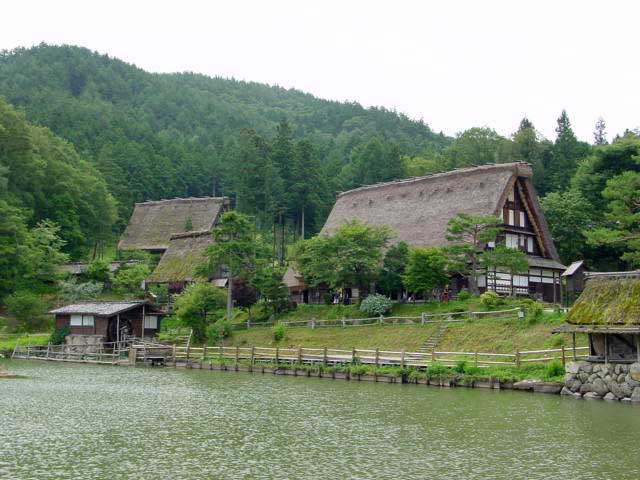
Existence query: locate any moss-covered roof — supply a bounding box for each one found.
[567,277,640,326]
[147,230,212,283]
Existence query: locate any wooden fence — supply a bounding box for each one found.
[128,343,588,369]
[11,341,129,365]
[235,307,523,330]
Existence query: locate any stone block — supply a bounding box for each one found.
[579,372,591,383]
[631,387,640,403]
[583,392,602,400]
[579,361,593,374]
[565,362,580,374]
[568,380,582,392]
[592,378,609,396]
[603,392,618,401]
[533,383,562,394]
[620,382,634,398]
[580,383,593,394]
[513,380,535,391]
[630,363,640,382]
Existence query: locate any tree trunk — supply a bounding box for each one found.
[301,208,305,240]
[469,258,479,295]
[226,269,233,322]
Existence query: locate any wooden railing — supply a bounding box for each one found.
[12,341,128,364]
[130,343,589,368]
[235,307,523,330]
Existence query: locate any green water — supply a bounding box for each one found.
[1,361,639,480]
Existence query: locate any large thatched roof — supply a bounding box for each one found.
[118,197,228,251]
[321,162,561,262]
[147,230,213,283]
[566,274,640,326]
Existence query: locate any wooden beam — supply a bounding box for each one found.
[516,180,547,257]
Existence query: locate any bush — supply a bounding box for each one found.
[207,320,231,343]
[427,362,448,377]
[457,289,471,301]
[521,299,544,322]
[323,292,332,305]
[86,259,111,283]
[112,264,151,295]
[58,279,103,302]
[480,291,502,309]
[174,282,227,342]
[148,284,170,304]
[545,360,564,379]
[49,326,70,345]
[273,323,285,342]
[550,334,564,347]
[359,294,393,316]
[5,291,47,332]
[453,360,468,374]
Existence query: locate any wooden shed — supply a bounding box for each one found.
[49,301,165,344]
[554,272,640,363]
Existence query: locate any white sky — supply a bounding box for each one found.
[2,0,639,142]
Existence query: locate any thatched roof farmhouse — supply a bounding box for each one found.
[290,162,565,303]
[147,230,220,285]
[118,197,228,252]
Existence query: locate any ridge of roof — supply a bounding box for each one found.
[134,196,228,207]
[335,162,532,198]
[169,230,212,240]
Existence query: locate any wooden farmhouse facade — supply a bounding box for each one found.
[288,162,565,303]
[50,301,165,344]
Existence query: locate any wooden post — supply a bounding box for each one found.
[46,343,50,360]
[323,346,328,366]
[186,341,191,366]
[421,312,425,325]
[515,347,520,368]
[202,344,208,364]
[431,350,436,363]
[572,333,577,360]
[235,345,240,371]
[561,345,566,366]
[379,315,383,325]
[250,346,255,371]
[375,348,379,367]
[172,344,177,366]
[604,334,609,364]
[636,335,640,363]
[219,345,224,367]
[275,346,280,365]
[474,351,478,368]
[297,346,302,364]
[116,313,120,350]
[351,347,356,364]
[401,350,405,369]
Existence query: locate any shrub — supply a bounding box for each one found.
[273,323,285,342]
[148,284,170,304]
[323,292,332,305]
[5,291,47,332]
[113,264,151,295]
[174,282,226,342]
[524,301,544,322]
[453,360,468,374]
[58,279,103,302]
[550,334,564,347]
[427,362,448,377]
[544,360,564,379]
[207,320,231,343]
[359,294,393,316]
[480,291,502,309]
[86,259,112,283]
[457,289,471,301]
[49,326,70,345]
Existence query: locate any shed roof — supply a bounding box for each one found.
[118,197,228,251]
[321,162,561,262]
[566,275,640,326]
[147,230,213,283]
[49,301,146,316]
[562,260,586,277]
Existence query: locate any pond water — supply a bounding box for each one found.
[1,360,639,480]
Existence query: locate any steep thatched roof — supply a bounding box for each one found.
[147,230,213,283]
[118,197,228,251]
[321,162,561,262]
[567,275,640,326]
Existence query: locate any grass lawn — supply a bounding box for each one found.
[0,333,50,353]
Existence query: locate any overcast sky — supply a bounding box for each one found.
[2,0,638,141]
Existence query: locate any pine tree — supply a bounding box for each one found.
[546,110,590,192]
[594,117,608,145]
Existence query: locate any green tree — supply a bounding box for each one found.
[445,127,510,168]
[201,211,258,321]
[112,264,150,296]
[480,246,529,296]
[174,282,226,342]
[511,118,552,194]
[378,241,409,299]
[293,221,394,293]
[250,266,289,317]
[402,247,449,298]
[594,117,608,146]
[86,259,112,283]
[540,190,595,263]
[444,213,502,295]
[5,291,47,332]
[546,110,591,192]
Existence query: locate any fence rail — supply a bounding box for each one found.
[11,341,131,364]
[234,307,523,330]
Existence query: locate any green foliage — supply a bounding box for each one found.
[273,323,285,342]
[453,360,468,374]
[112,264,150,295]
[480,291,502,309]
[550,334,564,347]
[445,213,501,294]
[5,291,47,332]
[251,268,290,317]
[359,294,393,316]
[544,360,564,379]
[523,300,544,322]
[207,320,232,343]
[378,241,408,298]
[402,247,448,295]
[49,326,70,345]
[426,362,448,377]
[148,284,170,304]
[457,289,471,301]
[86,259,111,283]
[293,220,393,290]
[174,282,226,342]
[481,246,529,296]
[57,279,103,302]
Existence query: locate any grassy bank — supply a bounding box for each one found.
[0,334,49,354]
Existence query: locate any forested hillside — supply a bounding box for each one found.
[1,43,640,275]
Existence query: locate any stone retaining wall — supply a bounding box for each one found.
[562,361,640,402]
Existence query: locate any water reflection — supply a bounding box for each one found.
[1,361,638,479]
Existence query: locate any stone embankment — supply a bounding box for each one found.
[562,361,640,402]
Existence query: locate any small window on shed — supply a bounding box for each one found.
[144,315,158,329]
[83,315,94,327]
[70,314,83,326]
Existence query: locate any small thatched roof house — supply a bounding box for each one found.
[556,272,640,363]
[303,162,564,302]
[118,197,229,252]
[147,230,226,289]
